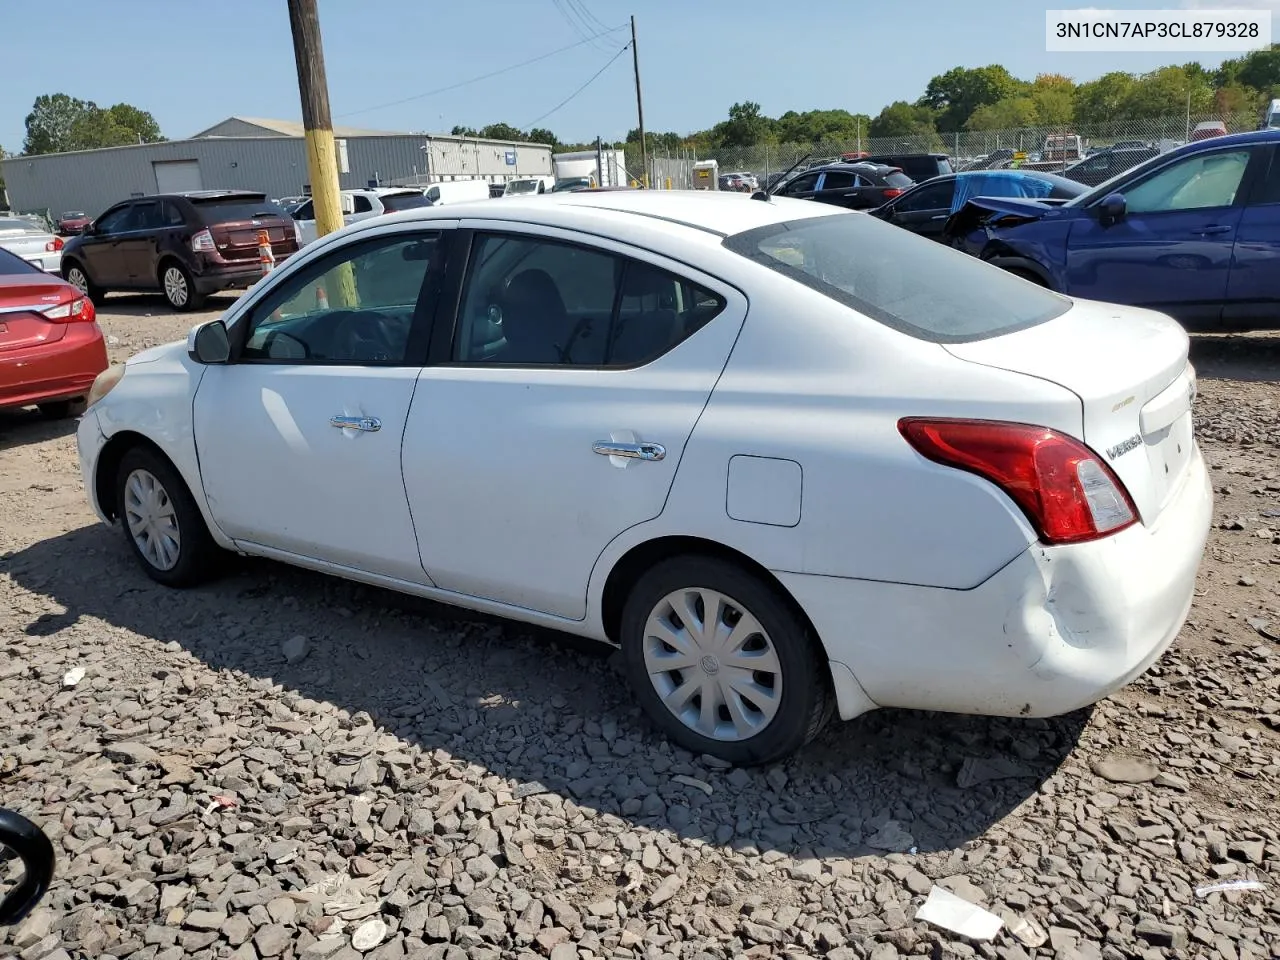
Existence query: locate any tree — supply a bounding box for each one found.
[714,101,773,147]
[1073,71,1136,125]
[868,101,937,138]
[479,122,525,142]
[23,93,163,154]
[918,65,1023,131]
[965,97,1040,131]
[1119,65,1213,120]
[1233,44,1280,98]
[526,128,559,148]
[450,125,479,137]
[773,109,871,144]
[1028,73,1075,127]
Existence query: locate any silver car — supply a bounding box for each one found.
[0,216,63,273]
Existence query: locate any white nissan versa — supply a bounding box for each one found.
[77,190,1213,764]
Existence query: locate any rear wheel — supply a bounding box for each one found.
[620,556,833,765]
[115,446,221,586]
[62,262,104,305]
[160,262,206,312]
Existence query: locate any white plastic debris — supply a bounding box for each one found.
[672,774,714,796]
[915,886,1004,941]
[1195,879,1266,898]
[62,666,86,688]
[1008,915,1048,948]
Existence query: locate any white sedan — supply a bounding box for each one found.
[77,191,1212,765]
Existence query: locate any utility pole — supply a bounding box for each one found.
[630,15,647,188]
[287,0,343,241]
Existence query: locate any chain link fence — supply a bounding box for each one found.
[623,109,1264,188]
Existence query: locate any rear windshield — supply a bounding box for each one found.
[885,171,914,188]
[191,198,291,224]
[380,193,433,213]
[0,247,40,276]
[724,212,1071,343]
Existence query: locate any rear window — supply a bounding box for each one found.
[724,213,1071,343]
[0,247,40,276]
[885,171,914,188]
[380,193,433,213]
[190,198,291,224]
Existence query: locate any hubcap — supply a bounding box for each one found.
[123,469,181,571]
[68,267,87,293]
[642,587,782,742]
[163,267,188,306]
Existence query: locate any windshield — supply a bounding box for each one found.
[1066,148,1175,207]
[724,213,1071,343]
[61,211,86,219]
[191,198,290,223]
[0,218,39,233]
[379,193,433,212]
[506,180,541,195]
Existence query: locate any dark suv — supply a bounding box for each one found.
[61,191,300,311]
[774,162,914,209]
[861,153,953,182]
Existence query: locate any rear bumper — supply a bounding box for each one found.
[77,409,110,524]
[192,252,294,294]
[0,322,108,411]
[781,444,1213,720]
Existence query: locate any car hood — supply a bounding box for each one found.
[127,339,187,367]
[944,196,1074,237]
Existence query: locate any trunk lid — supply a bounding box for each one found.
[0,276,77,352]
[944,298,1194,525]
[191,196,299,263]
[0,231,55,268]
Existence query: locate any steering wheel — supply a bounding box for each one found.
[330,311,396,362]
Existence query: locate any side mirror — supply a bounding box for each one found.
[1099,193,1126,223]
[188,320,230,365]
[0,808,55,926]
[82,223,96,237]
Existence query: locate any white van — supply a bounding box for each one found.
[424,180,491,205]
[503,176,555,197]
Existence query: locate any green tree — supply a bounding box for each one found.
[1073,71,1137,125]
[868,100,938,138]
[713,101,773,147]
[965,97,1040,131]
[526,127,559,148]
[1028,73,1075,127]
[1118,65,1213,119]
[479,122,526,142]
[24,93,90,154]
[1233,44,1280,99]
[450,125,479,136]
[626,129,683,151]
[23,93,163,154]
[773,109,871,144]
[918,65,1023,131]
[104,103,164,144]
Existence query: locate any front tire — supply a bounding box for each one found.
[620,556,833,766]
[63,262,104,305]
[160,262,206,312]
[115,447,221,587]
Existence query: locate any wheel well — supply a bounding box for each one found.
[599,536,822,650]
[61,256,83,277]
[95,431,170,521]
[156,256,184,284]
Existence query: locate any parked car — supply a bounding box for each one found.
[56,210,92,236]
[0,808,55,926]
[772,162,913,210]
[1062,146,1159,186]
[503,176,555,197]
[870,170,1087,241]
[292,188,433,245]
[861,153,953,182]
[1,246,108,418]
[1190,121,1228,142]
[423,180,493,206]
[77,190,1210,764]
[0,216,64,274]
[945,130,1280,331]
[61,191,300,312]
[550,177,594,193]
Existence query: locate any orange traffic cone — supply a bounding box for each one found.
[257,230,275,276]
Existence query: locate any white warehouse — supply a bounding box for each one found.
[0,116,553,217]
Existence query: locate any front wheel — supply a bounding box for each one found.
[160,262,206,312]
[115,447,222,586]
[62,262,104,305]
[620,556,833,766]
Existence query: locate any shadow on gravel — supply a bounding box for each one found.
[1190,333,1280,383]
[5,523,1088,859]
[0,409,78,450]
[97,292,242,318]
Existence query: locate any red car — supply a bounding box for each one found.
[0,246,108,419]
[56,211,92,236]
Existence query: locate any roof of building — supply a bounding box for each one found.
[190,116,408,139]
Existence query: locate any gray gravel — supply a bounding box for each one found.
[1,303,1278,958]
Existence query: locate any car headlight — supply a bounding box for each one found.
[87,364,124,409]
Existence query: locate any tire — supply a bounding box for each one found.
[160,261,206,312]
[1004,266,1048,287]
[62,261,104,306]
[37,399,85,420]
[115,446,221,587]
[620,555,834,766]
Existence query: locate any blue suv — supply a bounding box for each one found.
[948,130,1280,331]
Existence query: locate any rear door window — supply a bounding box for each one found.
[895,180,955,212]
[130,202,163,231]
[380,193,433,213]
[884,171,914,189]
[353,196,374,214]
[819,171,856,191]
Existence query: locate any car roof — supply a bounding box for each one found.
[1167,127,1278,155]
[163,190,265,200]
[361,188,847,240]
[809,162,898,174]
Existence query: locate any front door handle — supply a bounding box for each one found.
[593,440,666,461]
[1196,225,1232,236]
[330,415,381,432]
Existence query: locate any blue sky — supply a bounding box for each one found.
[3,0,1276,152]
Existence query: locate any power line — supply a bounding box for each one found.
[524,43,631,129]
[551,0,613,51]
[566,0,611,36]
[335,27,627,119]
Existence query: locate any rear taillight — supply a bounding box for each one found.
[45,237,64,252]
[42,296,95,324]
[882,188,904,199]
[191,228,216,253]
[899,417,1137,544]
[292,220,302,244]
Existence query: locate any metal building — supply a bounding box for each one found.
[0,116,553,217]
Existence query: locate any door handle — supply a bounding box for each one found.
[593,440,666,461]
[1196,225,1232,236]
[330,415,381,432]
[930,215,948,220]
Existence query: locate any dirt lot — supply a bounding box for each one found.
[2,293,1279,960]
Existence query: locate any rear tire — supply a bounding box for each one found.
[160,261,206,312]
[62,262,104,305]
[115,446,222,587]
[37,399,85,420]
[620,555,833,766]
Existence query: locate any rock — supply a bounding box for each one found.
[903,870,932,896]
[352,918,388,952]
[12,908,53,949]
[1135,919,1187,950]
[648,873,684,907]
[104,742,161,764]
[222,914,253,946]
[183,911,226,931]
[866,820,915,853]
[1091,755,1159,784]
[1229,840,1265,865]
[255,924,291,957]
[956,756,1032,788]
[549,946,577,960]
[283,635,311,664]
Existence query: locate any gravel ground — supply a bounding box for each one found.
[2,294,1279,960]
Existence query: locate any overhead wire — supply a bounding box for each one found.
[335,26,627,119]
[524,42,631,129]
[551,0,614,51]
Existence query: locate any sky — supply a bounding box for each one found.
[3,0,1278,152]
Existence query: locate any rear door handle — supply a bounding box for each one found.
[1196,225,1233,236]
[593,441,665,461]
[330,415,381,432]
